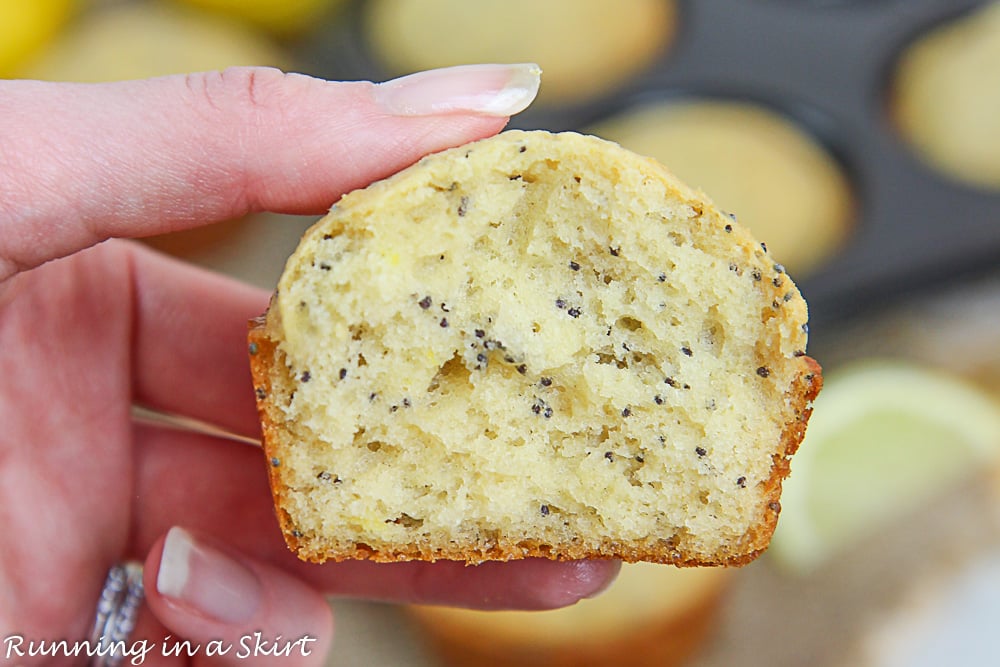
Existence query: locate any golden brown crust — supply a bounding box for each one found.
[249,316,822,567]
[742,354,824,563]
[248,319,307,557]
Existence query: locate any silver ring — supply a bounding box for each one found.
[90,561,144,667]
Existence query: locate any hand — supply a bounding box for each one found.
[0,64,619,666]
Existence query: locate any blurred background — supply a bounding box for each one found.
[5,0,1000,665]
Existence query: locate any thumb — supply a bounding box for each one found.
[0,63,541,281]
[144,526,333,666]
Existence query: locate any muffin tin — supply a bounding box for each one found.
[300,0,1000,345]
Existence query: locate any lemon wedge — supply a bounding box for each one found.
[770,360,1000,574]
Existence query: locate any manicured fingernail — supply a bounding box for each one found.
[156,526,261,624]
[583,560,621,599]
[374,63,541,117]
[531,560,621,608]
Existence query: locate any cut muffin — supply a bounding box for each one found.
[249,130,821,565]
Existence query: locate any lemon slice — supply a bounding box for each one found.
[770,360,1000,574]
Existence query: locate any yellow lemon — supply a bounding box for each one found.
[0,0,74,77]
[175,0,346,36]
[23,2,288,83]
[770,360,1000,574]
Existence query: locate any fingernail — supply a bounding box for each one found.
[374,63,541,117]
[156,526,262,624]
[583,560,621,599]
[554,560,620,605]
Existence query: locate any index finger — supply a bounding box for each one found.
[0,64,540,280]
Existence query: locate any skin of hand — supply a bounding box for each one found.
[0,64,619,666]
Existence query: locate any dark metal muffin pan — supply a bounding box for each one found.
[299,0,1000,343]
